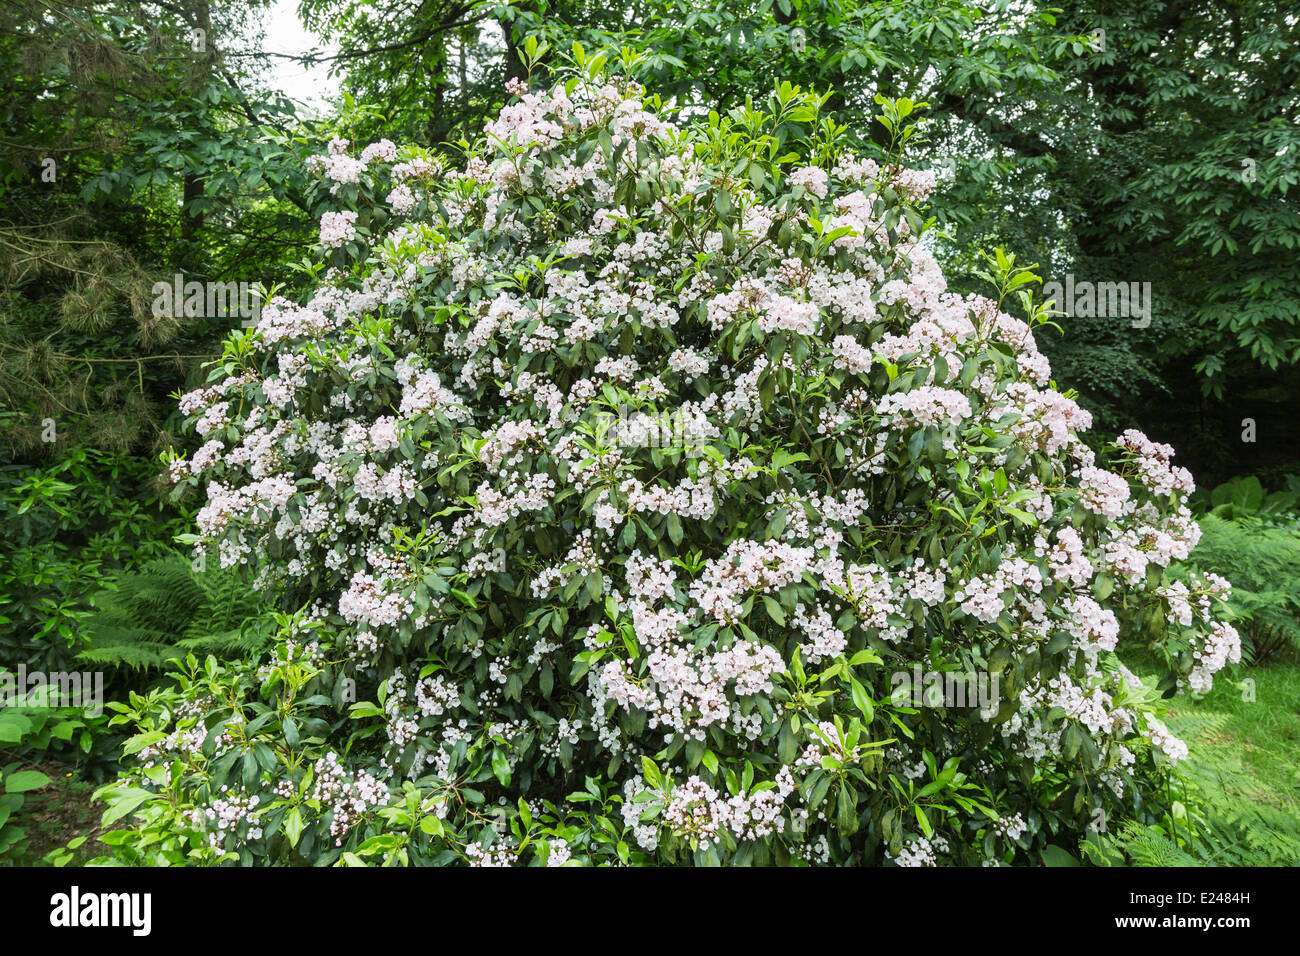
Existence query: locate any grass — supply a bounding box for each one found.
[1166,658,1300,812]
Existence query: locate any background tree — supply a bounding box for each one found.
[0,0,318,667]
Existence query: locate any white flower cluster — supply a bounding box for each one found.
[167,72,1241,864]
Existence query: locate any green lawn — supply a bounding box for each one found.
[1169,659,1300,812]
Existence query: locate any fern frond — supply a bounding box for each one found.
[77,552,276,674]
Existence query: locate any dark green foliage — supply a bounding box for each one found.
[78,554,275,674]
[0,446,192,672]
[1191,473,1300,523]
[0,703,116,864]
[0,0,324,465]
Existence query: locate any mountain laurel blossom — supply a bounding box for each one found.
[138,69,1238,867]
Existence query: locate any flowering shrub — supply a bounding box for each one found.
[101,51,1239,866]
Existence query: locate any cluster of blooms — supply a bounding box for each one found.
[134,693,228,770]
[339,571,414,630]
[815,561,912,641]
[166,73,1239,865]
[599,625,786,738]
[1145,717,1190,762]
[1159,572,1230,629]
[830,334,875,375]
[1063,595,1121,653]
[789,165,829,198]
[797,721,867,769]
[1002,382,1092,454]
[994,657,1203,772]
[791,603,847,662]
[1036,527,1093,586]
[891,168,937,202]
[254,298,338,346]
[305,137,369,190]
[1187,621,1242,693]
[310,752,388,846]
[1117,429,1195,496]
[955,558,1042,623]
[1077,465,1133,518]
[187,787,263,850]
[319,210,358,248]
[465,841,520,867]
[688,539,815,623]
[545,838,571,866]
[875,386,972,429]
[889,833,950,867]
[658,774,794,848]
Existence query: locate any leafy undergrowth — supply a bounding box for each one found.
[1,760,104,866]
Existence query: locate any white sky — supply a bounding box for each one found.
[262,0,341,114]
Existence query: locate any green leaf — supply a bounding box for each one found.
[0,714,33,744]
[849,677,874,721]
[284,807,304,847]
[491,748,511,786]
[640,756,663,789]
[1041,844,1080,867]
[100,786,153,824]
[666,513,684,545]
[836,785,859,835]
[4,770,51,793]
[914,805,933,838]
[762,595,786,626]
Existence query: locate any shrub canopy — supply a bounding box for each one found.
[125,59,1239,866]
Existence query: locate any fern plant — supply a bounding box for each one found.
[77,553,274,674]
[1081,820,1201,866]
[1082,775,1300,867]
